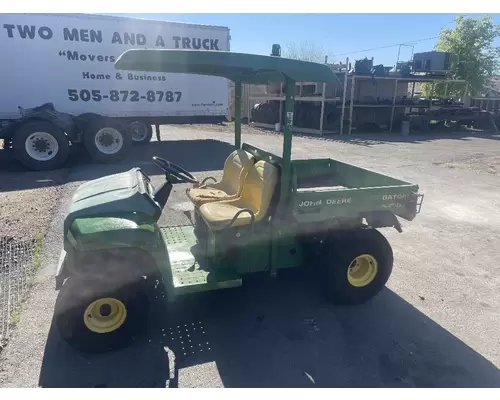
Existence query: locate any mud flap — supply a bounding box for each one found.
[364,211,403,233]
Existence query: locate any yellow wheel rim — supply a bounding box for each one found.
[83,298,127,334]
[347,254,378,287]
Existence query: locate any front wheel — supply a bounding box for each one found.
[54,278,149,354]
[322,229,393,305]
[83,119,132,164]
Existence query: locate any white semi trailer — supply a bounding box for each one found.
[0,13,230,170]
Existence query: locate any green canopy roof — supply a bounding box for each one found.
[114,49,341,85]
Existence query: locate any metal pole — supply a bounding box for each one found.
[319,82,326,136]
[390,79,398,132]
[246,84,251,122]
[396,44,402,67]
[409,81,416,113]
[234,81,242,149]
[279,82,283,130]
[340,57,349,135]
[444,83,448,98]
[348,76,355,135]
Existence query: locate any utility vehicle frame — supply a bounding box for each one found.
[54,48,424,353]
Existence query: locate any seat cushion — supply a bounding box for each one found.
[198,202,253,231]
[186,187,236,206]
[222,150,256,194]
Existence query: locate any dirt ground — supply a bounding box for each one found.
[0,125,499,388]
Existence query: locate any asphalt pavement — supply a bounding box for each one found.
[1,126,499,388]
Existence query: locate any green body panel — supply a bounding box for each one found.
[64,168,161,236]
[67,217,159,252]
[115,49,341,85]
[71,217,155,236]
[268,230,305,270]
[241,143,283,166]
[57,215,166,289]
[59,168,163,286]
[290,159,420,223]
[208,228,273,274]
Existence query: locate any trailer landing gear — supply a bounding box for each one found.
[155,124,161,142]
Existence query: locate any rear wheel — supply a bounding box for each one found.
[55,277,149,354]
[12,121,70,170]
[84,119,132,164]
[321,229,393,305]
[129,121,153,145]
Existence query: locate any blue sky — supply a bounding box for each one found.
[108,13,500,67]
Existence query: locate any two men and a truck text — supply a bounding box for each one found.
[0,13,230,170]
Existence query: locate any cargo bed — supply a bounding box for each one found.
[291,158,422,223]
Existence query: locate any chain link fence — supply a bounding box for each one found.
[0,236,39,349]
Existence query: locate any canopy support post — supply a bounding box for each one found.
[234,80,242,149]
[281,77,295,199]
[269,76,295,279]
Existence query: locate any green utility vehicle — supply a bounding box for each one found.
[54,49,424,354]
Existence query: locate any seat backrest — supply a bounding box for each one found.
[239,160,279,221]
[221,149,255,194]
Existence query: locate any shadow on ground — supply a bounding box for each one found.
[0,139,234,192]
[38,269,500,388]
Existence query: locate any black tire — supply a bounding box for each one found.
[55,277,149,354]
[12,120,70,171]
[129,121,153,145]
[83,118,132,164]
[322,229,393,305]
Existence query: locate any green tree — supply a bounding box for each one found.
[422,14,500,98]
[284,41,328,63]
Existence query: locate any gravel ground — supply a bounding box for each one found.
[0,172,69,241]
[0,161,71,349]
[439,155,500,175]
[1,125,500,388]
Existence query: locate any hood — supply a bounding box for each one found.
[64,168,161,232]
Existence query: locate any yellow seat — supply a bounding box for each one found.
[186,149,255,207]
[198,160,279,231]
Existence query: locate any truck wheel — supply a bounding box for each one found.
[322,229,393,305]
[54,277,149,354]
[129,121,153,145]
[12,121,70,171]
[84,119,132,164]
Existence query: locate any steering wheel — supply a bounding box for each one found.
[152,156,198,184]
